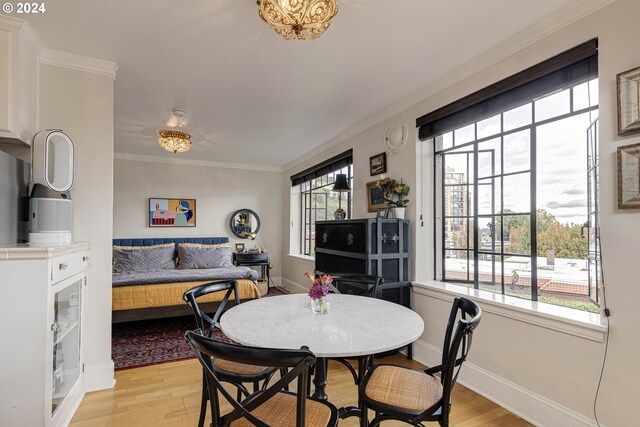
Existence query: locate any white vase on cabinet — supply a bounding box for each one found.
[393,207,406,219]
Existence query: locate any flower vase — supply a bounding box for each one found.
[311,297,330,315]
[393,207,406,219]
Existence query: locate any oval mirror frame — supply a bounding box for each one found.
[229,209,261,238]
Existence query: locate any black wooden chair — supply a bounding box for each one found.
[183,281,280,427]
[329,273,383,299]
[185,330,339,427]
[358,297,481,427]
[314,272,384,387]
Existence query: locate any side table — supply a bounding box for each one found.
[233,251,270,291]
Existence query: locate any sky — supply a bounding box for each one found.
[436,79,599,226]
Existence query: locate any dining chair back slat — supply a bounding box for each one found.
[185,330,339,427]
[183,280,277,427]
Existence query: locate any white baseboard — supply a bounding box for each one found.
[55,390,84,427]
[83,360,115,393]
[412,339,602,427]
[280,277,308,294]
[270,276,282,288]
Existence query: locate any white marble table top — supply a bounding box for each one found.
[220,293,424,358]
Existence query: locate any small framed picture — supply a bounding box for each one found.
[369,152,387,176]
[376,208,390,219]
[235,243,245,252]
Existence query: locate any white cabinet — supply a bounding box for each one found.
[0,16,40,145]
[0,242,89,427]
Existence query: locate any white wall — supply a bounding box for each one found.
[113,158,284,278]
[39,63,115,391]
[280,0,640,425]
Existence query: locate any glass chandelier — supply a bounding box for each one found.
[258,0,338,40]
[158,129,191,154]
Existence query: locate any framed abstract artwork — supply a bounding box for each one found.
[149,198,196,227]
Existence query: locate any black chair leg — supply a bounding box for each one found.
[360,405,368,427]
[198,374,208,427]
[253,381,259,393]
[236,387,242,402]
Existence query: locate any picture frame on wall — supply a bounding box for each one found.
[367,181,387,212]
[617,142,640,209]
[617,65,640,136]
[369,152,387,176]
[149,198,197,227]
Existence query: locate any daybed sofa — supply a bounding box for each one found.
[112,237,261,323]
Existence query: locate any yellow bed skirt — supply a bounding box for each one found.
[112,279,260,311]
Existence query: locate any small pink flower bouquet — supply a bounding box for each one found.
[305,272,332,314]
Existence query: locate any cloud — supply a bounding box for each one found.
[546,199,585,209]
[561,186,585,196]
[555,212,583,218]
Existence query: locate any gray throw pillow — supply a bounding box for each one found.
[178,246,233,269]
[113,246,176,273]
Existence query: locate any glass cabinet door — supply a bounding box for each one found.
[51,279,82,415]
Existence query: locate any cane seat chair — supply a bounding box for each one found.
[183,281,280,427]
[359,297,482,427]
[185,330,339,427]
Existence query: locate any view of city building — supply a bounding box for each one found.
[433,78,600,312]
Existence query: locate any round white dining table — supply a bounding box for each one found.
[220,293,424,403]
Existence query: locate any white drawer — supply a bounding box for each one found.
[51,252,87,283]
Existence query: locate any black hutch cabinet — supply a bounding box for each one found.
[314,219,411,307]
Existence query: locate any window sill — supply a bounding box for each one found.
[286,253,315,264]
[412,280,608,343]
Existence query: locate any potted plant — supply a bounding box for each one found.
[376,177,410,219]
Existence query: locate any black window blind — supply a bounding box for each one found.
[290,149,353,187]
[417,39,598,140]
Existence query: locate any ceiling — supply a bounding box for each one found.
[24,0,578,168]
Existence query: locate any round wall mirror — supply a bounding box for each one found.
[229,209,261,238]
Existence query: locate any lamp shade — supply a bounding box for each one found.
[332,174,351,192]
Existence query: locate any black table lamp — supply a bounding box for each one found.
[332,174,351,220]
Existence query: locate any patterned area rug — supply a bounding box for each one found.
[112,287,289,370]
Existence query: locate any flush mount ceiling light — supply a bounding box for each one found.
[257,0,338,40]
[158,129,191,154]
[158,109,192,154]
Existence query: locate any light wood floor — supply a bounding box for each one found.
[70,355,530,426]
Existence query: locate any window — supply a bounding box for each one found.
[290,150,353,256]
[419,40,601,313]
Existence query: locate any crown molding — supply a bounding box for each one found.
[0,14,25,31]
[283,0,616,173]
[114,152,284,173]
[0,15,44,53]
[0,16,114,76]
[19,20,44,54]
[40,49,118,79]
